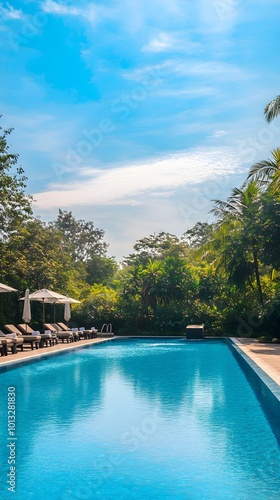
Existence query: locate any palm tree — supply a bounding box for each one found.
[210,182,264,304]
[140,259,163,314]
[212,182,260,220]
[247,148,280,192]
[264,95,280,122]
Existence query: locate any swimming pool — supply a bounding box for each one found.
[0,338,279,499]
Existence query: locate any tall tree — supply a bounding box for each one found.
[258,191,280,270]
[124,232,188,266]
[52,210,108,261]
[210,182,264,304]
[0,120,32,240]
[2,219,78,291]
[183,222,215,248]
[51,210,117,285]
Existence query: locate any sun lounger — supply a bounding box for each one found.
[17,324,53,347]
[77,326,91,339]
[90,327,98,338]
[48,324,74,343]
[57,322,93,339]
[43,323,63,344]
[4,324,41,350]
[0,330,23,355]
[53,323,81,341]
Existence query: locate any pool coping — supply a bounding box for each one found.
[0,337,116,372]
[229,337,280,402]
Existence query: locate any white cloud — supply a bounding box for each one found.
[142,32,173,53]
[0,3,23,20]
[41,0,96,22]
[142,32,201,54]
[210,130,227,139]
[122,59,251,85]
[33,146,243,210]
[158,87,215,98]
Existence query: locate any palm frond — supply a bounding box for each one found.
[271,147,280,165]
[248,160,277,182]
[211,199,239,218]
[264,95,280,123]
[271,268,280,281]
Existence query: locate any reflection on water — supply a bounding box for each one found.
[0,339,279,499]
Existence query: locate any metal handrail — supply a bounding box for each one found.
[100,323,113,337]
[101,324,107,335]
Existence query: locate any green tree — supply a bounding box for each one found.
[139,259,163,314]
[116,255,197,334]
[183,222,215,248]
[0,121,32,240]
[86,255,118,286]
[124,232,188,266]
[1,219,77,291]
[210,182,264,304]
[52,210,108,260]
[115,265,148,331]
[258,191,280,270]
[76,284,118,327]
[51,210,118,284]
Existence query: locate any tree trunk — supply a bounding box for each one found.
[252,249,263,305]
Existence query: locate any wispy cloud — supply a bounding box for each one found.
[157,86,215,98]
[41,0,96,22]
[210,130,227,139]
[142,32,174,53]
[0,3,23,20]
[141,32,200,54]
[33,146,243,210]
[122,59,251,85]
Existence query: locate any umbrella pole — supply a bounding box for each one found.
[43,300,45,332]
[53,302,56,323]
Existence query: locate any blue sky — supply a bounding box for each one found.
[0,0,279,260]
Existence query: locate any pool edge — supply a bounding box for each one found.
[229,337,280,402]
[0,337,118,373]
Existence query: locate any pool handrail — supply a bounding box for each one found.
[100,323,114,337]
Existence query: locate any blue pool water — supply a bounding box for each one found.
[0,339,280,499]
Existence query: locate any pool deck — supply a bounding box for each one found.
[0,336,280,389]
[0,337,111,368]
[232,338,280,387]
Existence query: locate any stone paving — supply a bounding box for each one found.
[233,338,280,386]
[0,337,110,368]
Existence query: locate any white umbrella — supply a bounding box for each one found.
[51,296,81,321]
[24,289,68,303]
[56,297,81,304]
[22,289,31,331]
[64,302,71,324]
[58,297,81,326]
[19,289,69,327]
[0,283,17,293]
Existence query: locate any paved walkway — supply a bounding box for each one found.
[233,338,280,386]
[0,337,110,368]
